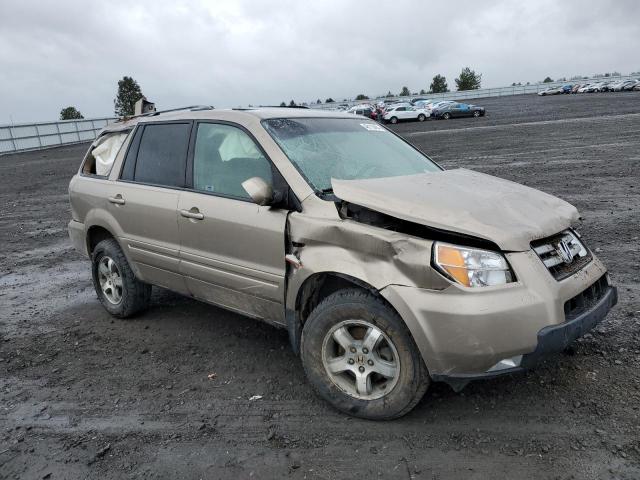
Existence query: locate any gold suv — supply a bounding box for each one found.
[68,107,617,419]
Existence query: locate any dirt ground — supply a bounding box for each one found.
[1,92,639,479]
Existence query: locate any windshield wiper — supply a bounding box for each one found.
[319,187,334,195]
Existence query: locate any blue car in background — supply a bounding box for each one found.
[430,102,486,119]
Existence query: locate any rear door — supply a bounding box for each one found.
[177,121,288,324]
[109,121,192,294]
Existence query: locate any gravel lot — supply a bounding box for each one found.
[1,92,639,479]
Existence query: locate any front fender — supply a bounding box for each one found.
[285,213,444,310]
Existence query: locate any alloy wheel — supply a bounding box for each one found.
[321,320,400,400]
[98,256,123,304]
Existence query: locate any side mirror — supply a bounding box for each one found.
[242,177,274,206]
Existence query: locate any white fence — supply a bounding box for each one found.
[311,74,639,109]
[0,117,115,155]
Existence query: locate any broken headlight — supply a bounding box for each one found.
[433,242,515,288]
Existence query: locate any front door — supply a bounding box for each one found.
[178,122,288,324]
[402,106,417,119]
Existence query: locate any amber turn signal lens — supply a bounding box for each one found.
[435,245,471,286]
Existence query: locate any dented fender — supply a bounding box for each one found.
[283,209,450,354]
[285,212,448,309]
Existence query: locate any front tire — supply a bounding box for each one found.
[473,110,481,117]
[301,289,429,419]
[389,116,398,124]
[91,238,151,318]
[417,114,426,122]
[442,112,450,120]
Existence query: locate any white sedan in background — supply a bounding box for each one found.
[383,105,429,124]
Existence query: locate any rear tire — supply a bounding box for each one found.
[442,112,450,120]
[389,116,398,124]
[301,289,429,420]
[91,238,151,318]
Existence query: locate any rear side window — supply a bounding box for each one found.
[131,123,191,187]
[82,131,129,176]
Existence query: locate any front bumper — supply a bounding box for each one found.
[432,285,617,391]
[520,284,617,367]
[381,250,616,390]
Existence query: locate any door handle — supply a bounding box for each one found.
[180,208,204,220]
[108,194,125,205]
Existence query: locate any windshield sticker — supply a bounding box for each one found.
[360,123,385,132]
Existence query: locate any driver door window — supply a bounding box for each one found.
[193,123,273,200]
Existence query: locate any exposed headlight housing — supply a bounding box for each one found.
[432,242,515,288]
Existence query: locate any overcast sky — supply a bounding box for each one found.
[1,0,638,123]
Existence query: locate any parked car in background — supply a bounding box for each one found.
[571,84,585,93]
[585,83,605,93]
[561,84,574,93]
[422,100,456,114]
[412,99,435,109]
[383,105,428,124]
[431,102,485,119]
[623,80,640,91]
[347,105,377,120]
[538,86,564,96]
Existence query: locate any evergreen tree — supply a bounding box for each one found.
[429,74,449,93]
[114,76,144,117]
[59,106,84,120]
[455,67,482,91]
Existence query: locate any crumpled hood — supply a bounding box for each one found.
[331,169,579,251]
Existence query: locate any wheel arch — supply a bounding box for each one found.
[83,208,127,254]
[287,271,399,355]
[86,224,116,255]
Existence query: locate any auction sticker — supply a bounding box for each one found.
[361,123,385,131]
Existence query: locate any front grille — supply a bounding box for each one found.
[564,275,609,321]
[532,230,592,281]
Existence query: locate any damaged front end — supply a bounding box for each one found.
[284,170,614,390]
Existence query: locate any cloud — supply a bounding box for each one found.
[0,0,638,122]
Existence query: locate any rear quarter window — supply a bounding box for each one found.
[82,131,129,177]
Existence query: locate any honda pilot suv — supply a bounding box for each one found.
[68,107,617,419]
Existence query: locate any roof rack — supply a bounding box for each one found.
[116,105,215,122]
[145,105,215,116]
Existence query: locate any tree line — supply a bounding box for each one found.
[281,67,482,106]
[58,66,632,119]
